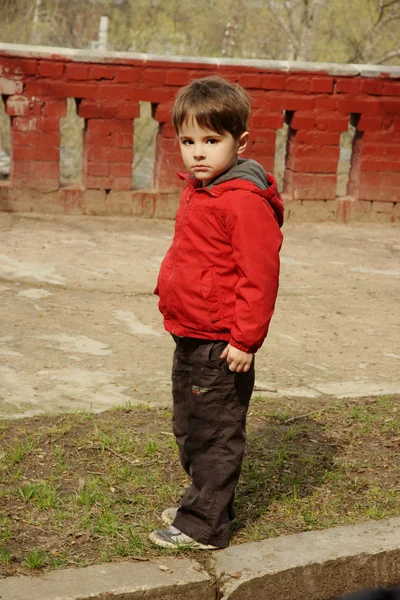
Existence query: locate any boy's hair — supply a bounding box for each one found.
[172,76,250,139]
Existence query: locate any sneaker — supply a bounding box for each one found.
[161,507,178,525]
[149,526,218,550]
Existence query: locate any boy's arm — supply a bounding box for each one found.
[226,191,283,354]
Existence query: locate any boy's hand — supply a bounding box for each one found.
[220,344,253,372]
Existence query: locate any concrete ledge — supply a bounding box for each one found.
[212,518,400,599]
[1,42,400,78]
[1,519,400,600]
[0,557,213,600]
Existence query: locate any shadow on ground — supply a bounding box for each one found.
[235,418,338,530]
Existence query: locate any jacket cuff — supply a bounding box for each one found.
[229,337,259,354]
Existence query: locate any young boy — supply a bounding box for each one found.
[150,76,284,550]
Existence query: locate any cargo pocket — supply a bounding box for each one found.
[199,268,224,324]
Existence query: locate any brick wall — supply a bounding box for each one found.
[0,44,399,222]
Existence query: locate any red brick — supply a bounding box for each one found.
[79,100,140,119]
[85,175,131,190]
[86,119,131,134]
[0,58,37,76]
[157,137,180,153]
[262,74,286,90]
[47,80,97,99]
[41,100,67,117]
[12,116,55,136]
[286,155,338,173]
[310,77,334,93]
[249,142,276,156]
[248,91,271,109]
[160,123,177,138]
[115,67,141,83]
[97,83,133,100]
[85,131,111,146]
[39,61,65,78]
[337,96,382,115]
[382,98,400,113]
[315,96,337,110]
[14,160,60,179]
[362,142,400,157]
[382,81,400,96]
[288,143,339,160]
[361,157,400,171]
[165,70,192,86]
[113,177,132,190]
[65,63,90,80]
[87,162,110,176]
[154,103,174,123]
[249,129,277,143]
[316,113,349,132]
[363,130,400,143]
[13,145,59,161]
[86,146,133,163]
[109,132,134,148]
[360,79,384,95]
[357,115,384,132]
[129,87,173,103]
[253,156,274,171]
[23,80,50,95]
[13,131,60,146]
[249,113,284,129]
[36,117,60,132]
[110,133,133,148]
[143,68,166,85]
[90,65,116,80]
[335,78,360,94]
[290,112,316,130]
[286,76,310,93]
[238,73,264,88]
[110,163,133,177]
[295,130,341,145]
[284,171,337,199]
[270,94,315,112]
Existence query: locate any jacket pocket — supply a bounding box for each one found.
[199,268,224,323]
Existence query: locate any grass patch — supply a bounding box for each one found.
[0,395,399,576]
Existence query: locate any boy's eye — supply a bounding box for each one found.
[181,139,193,146]
[206,139,218,144]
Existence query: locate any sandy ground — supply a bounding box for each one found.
[0,212,399,419]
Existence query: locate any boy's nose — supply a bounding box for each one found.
[193,146,206,160]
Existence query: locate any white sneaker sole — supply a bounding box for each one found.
[149,529,217,550]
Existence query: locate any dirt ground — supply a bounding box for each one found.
[0,212,399,418]
[1,394,399,576]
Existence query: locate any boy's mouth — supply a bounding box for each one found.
[193,165,209,171]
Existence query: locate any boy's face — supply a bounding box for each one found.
[178,118,248,186]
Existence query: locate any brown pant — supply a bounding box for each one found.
[171,336,255,548]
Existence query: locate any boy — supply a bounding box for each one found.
[150,76,284,550]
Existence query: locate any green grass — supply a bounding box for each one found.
[0,396,399,576]
[0,547,11,564]
[24,550,47,570]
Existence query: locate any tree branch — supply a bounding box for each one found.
[374,48,400,63]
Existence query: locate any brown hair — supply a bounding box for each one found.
[172,76,250,139]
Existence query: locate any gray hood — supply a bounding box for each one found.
[205,158,271,191]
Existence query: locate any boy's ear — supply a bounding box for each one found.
[237,131,249,155]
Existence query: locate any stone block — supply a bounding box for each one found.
[213,518,400,600]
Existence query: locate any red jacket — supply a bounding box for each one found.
[155,159,284,353]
